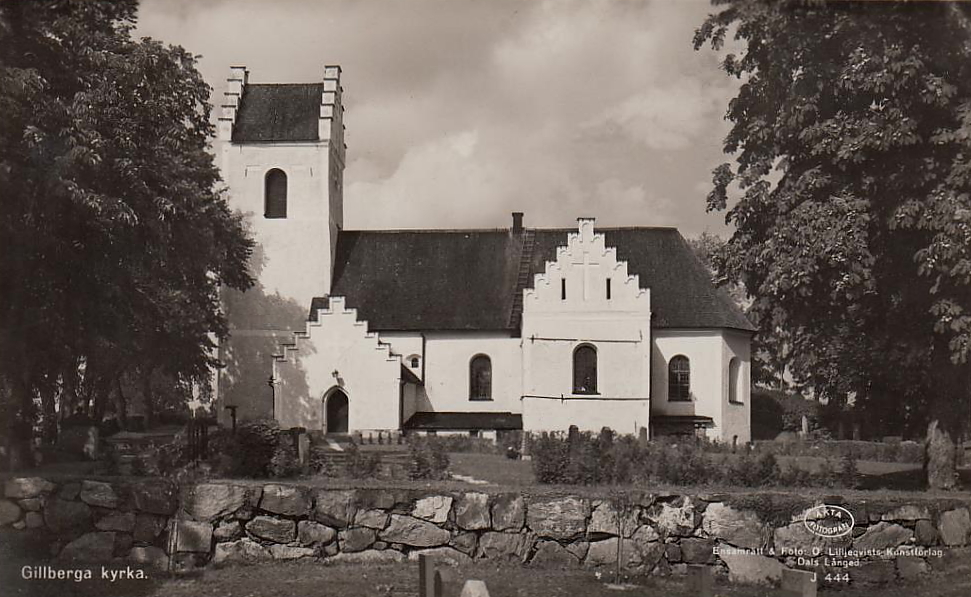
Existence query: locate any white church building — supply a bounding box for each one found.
[214,66,755,443]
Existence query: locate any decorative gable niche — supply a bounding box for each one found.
[524,218,649,313]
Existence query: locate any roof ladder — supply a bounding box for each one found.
[508,229,535,331]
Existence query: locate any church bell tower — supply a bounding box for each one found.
[214,65,346,422]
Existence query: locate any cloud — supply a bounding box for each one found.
[586,79,726,151]
[138,0,739,236]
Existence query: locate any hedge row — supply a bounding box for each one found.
[530,430,864,489]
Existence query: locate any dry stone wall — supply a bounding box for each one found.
[1,477,970,586]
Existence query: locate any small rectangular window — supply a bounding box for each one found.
[561,279,567,300]
[606,278,611,300]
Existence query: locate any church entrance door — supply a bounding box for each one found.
[325,390,349,434]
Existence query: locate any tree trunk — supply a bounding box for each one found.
[114,377,128,429]
[39,384,57,445]
[142,367,156,428]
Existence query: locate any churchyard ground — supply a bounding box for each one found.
[2,554,970,597]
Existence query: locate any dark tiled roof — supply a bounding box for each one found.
[331,231,521,330]
[324,228,755,333]
[403,411,523,430]
[531,228,755,331]
[232,84,323,142]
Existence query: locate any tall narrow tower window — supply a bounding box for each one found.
[264,168,288,218]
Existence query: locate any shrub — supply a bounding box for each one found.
[753,452,781,487]
[268,439,301,479]
[228,419,280,477]
[779,463,814,487]
[419,434,499,454]
[345,443,381,479]
[531,433,572,484]
[839,455,861,489]
[408,436,450,480]
[815,457,839,488]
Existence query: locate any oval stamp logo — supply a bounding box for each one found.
[803,505,854,538]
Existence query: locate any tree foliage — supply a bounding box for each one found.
[694,1,971,437]
[0,0,252,446]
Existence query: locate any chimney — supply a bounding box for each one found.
[512,212,524,233]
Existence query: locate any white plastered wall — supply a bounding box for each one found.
[651,329,752,442]
[273,297,401,432]
[721,330,752,443]
[215,66,344,426]
[520,219,652,433]
[419,332,523,416]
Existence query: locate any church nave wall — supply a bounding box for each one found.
[420,332,523,414]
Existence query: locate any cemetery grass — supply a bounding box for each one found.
[446,453,971,497]
[148,557,971,597]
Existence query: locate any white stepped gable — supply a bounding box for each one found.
[524,218,648,310]
[272,296,399,365]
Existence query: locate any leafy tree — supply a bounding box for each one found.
[689,232,793,388]
[693,1,971,451]
[0,0,252,455]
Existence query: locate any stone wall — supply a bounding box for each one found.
[2,477,970,587]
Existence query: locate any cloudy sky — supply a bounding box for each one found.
[137,0,740,236]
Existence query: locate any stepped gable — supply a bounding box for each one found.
[529,227,755,331]
[320,226,755,333]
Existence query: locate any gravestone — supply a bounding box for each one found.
[520,432,532,461]
[638,427,648,447]
[687,565,713,597]
[781,568,817,597]
[418,554,444,597]
[926,420,957,490]
[297,433,310,465]
[460,580,491,597]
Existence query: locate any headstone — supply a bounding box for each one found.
[852,423,861,441]
[800,415,809,437]
[460,580,491,597]
[926,420,957,490]
[418,554,443,597]
[781,568,817,597]
[686,565,713,597]
[638,427,648,447]
[297,433,310,465]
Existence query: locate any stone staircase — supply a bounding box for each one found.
[309,436,412,479]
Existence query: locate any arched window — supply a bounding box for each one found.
[728,357,741,403]
[264,168,287,218]
[469,355,492,401]
[408,355,421,369]
[573,345,597,394]
[668,355,691,401]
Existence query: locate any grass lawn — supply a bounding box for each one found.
[149,554,971,597]
[3,531,970,597]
